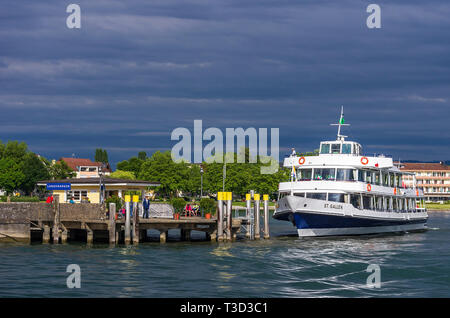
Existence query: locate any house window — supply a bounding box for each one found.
[66,190,88,202]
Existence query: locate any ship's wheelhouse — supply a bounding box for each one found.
[319,141,362,155]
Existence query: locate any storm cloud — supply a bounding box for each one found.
[0,0,449,166]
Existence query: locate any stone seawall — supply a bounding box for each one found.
[0,202,106,242]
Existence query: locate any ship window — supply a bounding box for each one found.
[278,192,288,200]
[307,193,327,200]
[375,173,380,185]
[397,174,402,187]
[314,168,336,180]
[331,144,341,154]
[358,170,365,182]
[320,143,330,154]
[328,193,345,202]
[336,169,357,181]
[342,143,352,154]
[350,194,361,209]
[365,171,373,183]
[363,195,374,210]
[389,173,395,187]
[294,193,305,197]
[298,169,312,180]
[382,172,389,186]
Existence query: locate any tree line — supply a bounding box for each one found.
[0,140,75,195]
[115,149,289,199]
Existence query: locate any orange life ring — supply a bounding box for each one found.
[361,157,369,165]
[394,188,397,195]
[416,190,419,196]
[367,184,372,192]
[298,157,305,165]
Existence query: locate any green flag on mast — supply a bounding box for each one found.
[339,117,345,124]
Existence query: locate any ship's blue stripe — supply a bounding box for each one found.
[293,213,426,229]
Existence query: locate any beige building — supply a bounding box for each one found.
[37,178,160,204]
[399,162,450,202]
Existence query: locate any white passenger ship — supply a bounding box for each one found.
[273,108,428,237]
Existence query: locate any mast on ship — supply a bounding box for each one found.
[330,106,350,141]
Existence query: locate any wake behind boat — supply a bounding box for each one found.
[273,107,428,237]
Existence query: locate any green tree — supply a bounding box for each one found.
[102,149,109,163]
[109,170,136,180]
[1,141,28,162]
[117,157,144,177]
[95,148,109,163]
[95,149,102,162]
[20,153,50,195]
[138,151,147,161]
[139,151,189,197]
[49,160,76,180]
[0,158,25,194]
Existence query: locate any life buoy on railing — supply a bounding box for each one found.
[416,190,419,196]
[367,184,372,192]
[394,188,397,195]
[361,156,369,165]
[298,157,305,165]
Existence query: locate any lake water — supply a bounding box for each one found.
[1,211,449,298]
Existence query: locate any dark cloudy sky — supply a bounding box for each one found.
[1,0,449,168]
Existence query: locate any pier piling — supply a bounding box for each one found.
[226,192,232,241]
[132,199,140,245]
[52,196,60,244]
[263,194,270,239]
[125,196,131,245]
[43,225,50,243]
[109,203,116,245]
[254,194,260,239]
[159,230,167,243]
[85,223,93,244]
[217,192,224,241]
[245,194,251,239]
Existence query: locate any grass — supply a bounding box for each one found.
[426,203,450,211]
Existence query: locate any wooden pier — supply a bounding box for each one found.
[0,201,243,244]
[0,192,272,244]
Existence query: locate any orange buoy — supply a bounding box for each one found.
[298,157,306,165]
[367,184,372,192]
[361,156,369,165]
[394,188,397,195]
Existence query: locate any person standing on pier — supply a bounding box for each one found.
[143,195,150,219]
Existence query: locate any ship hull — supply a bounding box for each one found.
[274,196,428,237]
[292,212,427,237]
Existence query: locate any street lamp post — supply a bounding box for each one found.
[200,165,204,217]
[99,164,106,204]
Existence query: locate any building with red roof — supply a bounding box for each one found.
[399,162,450,202]
[58,157,112,179]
